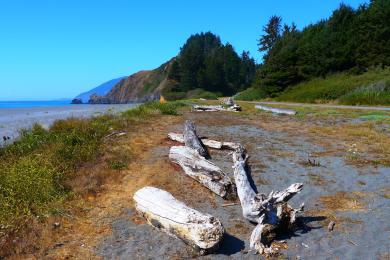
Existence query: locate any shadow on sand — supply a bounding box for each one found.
[275,215,326,241]
[216,233,245,255]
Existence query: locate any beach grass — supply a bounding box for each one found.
[0,101,186,231]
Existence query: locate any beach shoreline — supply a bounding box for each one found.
[0,104,138,144]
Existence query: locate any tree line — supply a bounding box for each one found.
[167,32,256,97]
[254,0,390,96]
[167,0,389,98]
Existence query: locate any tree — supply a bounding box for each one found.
[167,32,256,97]
[258,16,282,54]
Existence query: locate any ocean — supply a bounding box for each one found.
[0,100,72,109]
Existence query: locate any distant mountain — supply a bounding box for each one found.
[75,77,126,103]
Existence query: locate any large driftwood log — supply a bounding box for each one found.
[184,120,208,158]
[232,146,304,254]
[169,146,237,199]
[193,104,241,112]
[255,104,296,115]
[133,187,224,254]
[168,132,240,150]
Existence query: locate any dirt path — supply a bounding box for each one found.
[248,101,390,111]
[18,109,390,259]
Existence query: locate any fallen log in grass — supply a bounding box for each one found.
[255,104,296,115]
[133,187,225,255]
[168,132,240,150]
[169,146,237,199]
[232,145,304,255]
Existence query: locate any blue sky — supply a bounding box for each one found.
[0,0,367,100]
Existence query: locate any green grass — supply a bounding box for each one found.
[162,88,221,101]
[276,67,390,105]
[0,101,186,231]
[234,87,267,101]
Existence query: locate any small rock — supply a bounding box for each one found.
[328,221,336,232]
[53,222,61,229]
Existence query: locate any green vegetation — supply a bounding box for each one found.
[162,87,221,100]
[166,32,256,97]
[234,87,267,101]
[276,68,390,104]
[0,101,185,230]
[251,0,390,102]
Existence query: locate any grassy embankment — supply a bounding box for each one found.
[235,68,390,105]
[0,101,186,237]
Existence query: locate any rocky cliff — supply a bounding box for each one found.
[104,60,173,103]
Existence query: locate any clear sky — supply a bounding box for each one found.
[0,0,368,100]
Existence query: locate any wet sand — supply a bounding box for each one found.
[0,104,138,144]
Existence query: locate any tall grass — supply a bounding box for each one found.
[338,80,390,105]
[277,67,390,104]
[0,101,185,230]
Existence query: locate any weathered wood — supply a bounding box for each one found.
[232,145,304,255]
[133,187,224,254]
[328,221,336,232]
[193,105,224,112]
[255,104,296,115]
[183,120,208,158]
[193,104,241,112]
[169,146,237,199]
[225,97,234,106]
[168,132,240,150]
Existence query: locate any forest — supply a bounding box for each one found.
[165,32,256,98]
[167,0,390,104]
[253,0,390,98]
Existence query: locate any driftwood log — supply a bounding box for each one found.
[169,146,237,199]
[255,104,296,115]
[168,132,240,150]
[184,120,208,158]
[133,187,225,254]
[193,105,241,112]
[232,146,304,254]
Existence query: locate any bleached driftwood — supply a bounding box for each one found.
[133,187,224,254]
[168,132,240,150]
[193,104,241,112]
[232,146,304,255]
[184,120,208,158]
[255,104,296,115]
[225,97,234,106]
[169,146,237,199]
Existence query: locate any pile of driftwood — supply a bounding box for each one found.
[133,120,304,255]
[193,97,241,112]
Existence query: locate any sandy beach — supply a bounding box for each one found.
[0,104,138,144]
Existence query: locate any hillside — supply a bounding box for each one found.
[276,68,390,105]
[75,76,126,103]
[236,68,390,105]
[105,61,173,103]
